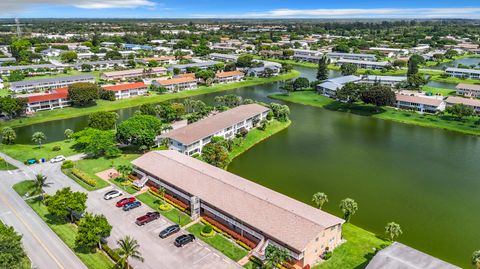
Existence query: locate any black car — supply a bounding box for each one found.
[159,224,180,239]
[174,234,195,247]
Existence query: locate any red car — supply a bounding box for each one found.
[116,197,136,207]
[135,212,160,226]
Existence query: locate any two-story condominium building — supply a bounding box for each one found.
[292,49,323,63]
[445,96,480,113]
[10,74,95,93]
[0,64,63,75]
[101,67,167,81]
[336,59,390,70]
[455,83,480,97]
[131,150,344,269]
[25,87,70,113]
[167,61,219,73]
[139,56,178,65]
[327,52,377,62]
[317,75,361,97]
[160,104,269,156]
[71,60,125,71]
[395,94,445,113]
[152,77,197,92]
[102,82,148,99]
[368,47,409,56]
[359,75,407,86]
[445,68,480,79]
[214,70,244,84]
[209,53,239,62]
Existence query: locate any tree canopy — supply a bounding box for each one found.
[75,213,112,250]
[87,111,118,130]
[45,187,87,222]
[116,115,162,149]
[201,142,230,168]
[73,128,120,157]
[0,223,30,269]
[68,83,99,106]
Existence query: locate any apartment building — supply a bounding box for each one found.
[455,83,480,98]
[446,68,480,79]
[445,96,480,113]
[25,88,70,113]
[101,67,167,81]
[102,82,148,99]
[327,52,377,62]
[395,94,445,113]
[336,59,390,70]
[10,74,95,93]
[215,70,244,84]
[152,77,197,92]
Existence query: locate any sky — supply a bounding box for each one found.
[1,0,480,19]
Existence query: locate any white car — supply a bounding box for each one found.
[104,190,123,200]
[50,155,66,163]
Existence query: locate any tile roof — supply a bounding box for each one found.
[395,94,443,107]
[157,77,196,86]
[445,96,480,107]
[131,150,344,252]
[27,88,68,103]
[456,83,480,91]
[215,70,244,78]
[102,82,146,92]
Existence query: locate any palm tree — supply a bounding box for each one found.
[158,186,166,205]
[264,245,290,269]
[312,192,328,209]
[1,127,16,145]
[339,198,358,222]
[385,222,402,241]
[116,236,144,269]
[32,132,47,149]
[32,174,48,197]
[64,129,74,141]
[116,164,132,181]
[472,250,480,269]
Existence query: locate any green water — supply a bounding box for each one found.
[12,67,478,267]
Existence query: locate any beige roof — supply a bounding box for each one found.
[157,76,196,86]
[162,104,269,145]
[132,150,344,252]
[456,83,480,91]
[216,70,244,78]
[446,96,480,107]
[103,67,166,77]
[395,94,443,107]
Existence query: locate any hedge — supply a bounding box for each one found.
[70,168,97,187]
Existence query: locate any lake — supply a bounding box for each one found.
[430,56,480,70]
[12,66,479,267]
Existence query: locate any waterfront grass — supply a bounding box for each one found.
[187,223,248,262]
[135,192,192,227]
[270,91,480,136]
[12,180,39,197]
[19,196,113,269]
[228,120,291,161]
[315,223,389,269]
[428,74,480,85]
[2,70,300,129]
[0,140,80,163]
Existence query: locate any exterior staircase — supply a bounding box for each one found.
[132,176,148,189]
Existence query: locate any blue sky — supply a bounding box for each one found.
[1,0,480,18]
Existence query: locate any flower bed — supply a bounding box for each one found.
[70,168,97,187]
[159,204,172,211]
[201,215,256,250]
[149,187,190,213]
[128,174,139,182]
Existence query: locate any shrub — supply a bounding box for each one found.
[70,168,97,186]
[61,160,75,169]
[201,225,215,237]
[159,204,172,211]
[323,251,333,260]
[52,145,61,151]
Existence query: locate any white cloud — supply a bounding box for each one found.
[192,7,480,19]
[0,0,156,15]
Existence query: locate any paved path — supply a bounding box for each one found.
[0,159,87,269]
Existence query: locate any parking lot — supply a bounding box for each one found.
[87,187,242,269]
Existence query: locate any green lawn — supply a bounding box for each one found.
[270,91,480,136]
[21,197,113,269]
[0,88,10,97]
[23,70,104,82]
[111,178,138,194]
[2,70,300,129]
[12,180,40,197]
[421,86,456,96]
[428,74,480,85]
[1,140,80,163]
[315,224,390,269]
[228,120,291,161]
[62,168,110,191]
[0,158,17,170]
[187,223,248,262]
[135,192,192,226]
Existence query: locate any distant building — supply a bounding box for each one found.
[395,93,445,113]
[445,68,480,79]
[102,82,148,99]
[101,67,166,81]
[358,75,407,86]
[152,77,197,92]
[445,96,480,113]
[369,47,409,56]
[168,61,218,73]
[215,70,244,84]
[0,64,63,75]
[317,75,361,97]
[11,75,95,93]
[71,60,125,71]
[25,88,70,113]
[139,56,177,65]
[292,49,323,63]
[455,83,480,98]
[209,53,238,62]
[336,59,390,70]
[0,57,16,64]
[366,242,461,269]
[327,52,377,62]
[160,104,269,155]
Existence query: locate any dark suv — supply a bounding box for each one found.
[174,234,195,247]
[159,225,180,238]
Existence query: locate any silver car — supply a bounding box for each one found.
[104,190,123,200]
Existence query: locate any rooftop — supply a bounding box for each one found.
[446,68,480,75]
[11,74,95,87]
[215,70,244,78]
[131,150,344,253]
[395,94,443,107]
[156,76,196,86]
[27,88,68,103]
[337,59,389,66]
[102,82,146,91]
[445,96,480,107]
[456,83,480,91]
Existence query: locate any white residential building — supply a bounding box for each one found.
[152,77,197,92]
[445,96,480,113]
[336,59,390,70]
[10,74,95,93]
[327,52,377,62]
[446,68,480,80]
[25,88,70,113]
[215,70,244,84]
[101,67,166,81]
[395,93,445,113]
[455,83,480,98]
[102,82,148,99]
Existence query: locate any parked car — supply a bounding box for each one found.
[50,155,66,163]
[123,201,141,211]
[174,234,195,247]
[135,212,160,226]
[104,190,123,200]
[116,197,136,207]
[159,224,180,238]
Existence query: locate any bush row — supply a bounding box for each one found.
[201,216,256,250]
[149,187,190,213]
[101,243,131,268]
[70,168,97,187]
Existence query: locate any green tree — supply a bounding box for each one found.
[11,39,32,61]
[445,49,459,59]
[117,164,133,180]
[445,104,474,120]
[73,128,120,157]
[236,54,254,68]
[360,85,396,110]
[64,129,74,141]
[75,213,112,251]
[472,250,480,269]
[68,82,99,106]
[7,70,25,82]
[316,55,329,81]
[60,51,78,63]
[340,63,358,76]
[385,222,403,241]
[1,127,16,145]
[407,54,424,76]
[312,192,328,209]
[81,64,93,72]
[0,223,30,269]
[116,115,162,149]
[280,80,294,95]
[406,73,428,90]
[87,111,118,130]
[293,77,310,90]
[139,103,157,116]
[0,96,25,117]
[339,198,358,222]
[116,236,144,269]
[195,69,216,81]
[201,142,230,168]
[105,50,122,60]
[32,174,48,197]
[336,82,366,103]
[264,245,290,269]
[32,131,46,149]
[269,103,290,122]
[45,187,87,222]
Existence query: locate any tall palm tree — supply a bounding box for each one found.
[116,236,144,269]
[1,127,16,145]
[312,192,328,209]
[472,250,480,269]
[32,174,48,197]
[32,132,46,149]
[385,222,403,241]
